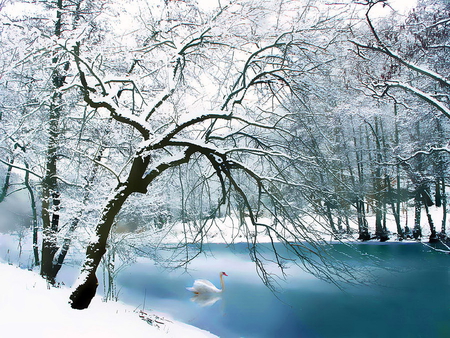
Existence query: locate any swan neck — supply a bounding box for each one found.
[220,274,225,291]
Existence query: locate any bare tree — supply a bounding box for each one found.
[67,1,365,309]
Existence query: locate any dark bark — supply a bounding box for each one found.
[70,148,193,309]
[441,177,447,236]
[357,199,370,241]
[387,174,403,240]
[413,190,422,240]
[325,201,338,235]
[0,157,13,203]
[422,189,438,243]
[372,118,389,242]
[70,152,152,309]
[40,0,65,283]
[424,201,438,243]
[351,119,369,240]
[435,180,442,207]
[24,163,40,266]
[435,117,447,237]
[71,272,99,310]
[392,104,404,240]
[40,89,62,283]
[70,183,133,309]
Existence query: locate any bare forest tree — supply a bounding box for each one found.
[350,0,450,241]
[0,0,108,280]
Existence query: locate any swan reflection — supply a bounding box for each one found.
[190,293,222,307]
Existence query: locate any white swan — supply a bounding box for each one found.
[187,271,228,294]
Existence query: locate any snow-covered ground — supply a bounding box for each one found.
[0,263,217,338]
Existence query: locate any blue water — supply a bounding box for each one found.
[113,242,450,338]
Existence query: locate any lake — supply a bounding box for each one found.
[107,242,450,338]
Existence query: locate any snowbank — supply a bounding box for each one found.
[0,263,216,338]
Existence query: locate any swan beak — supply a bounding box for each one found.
[222,272,228,276]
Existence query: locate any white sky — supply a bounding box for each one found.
[370,0,418,16]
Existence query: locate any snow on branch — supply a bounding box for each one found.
[0,158,42,179]
[350,39,450,88]
[69,148,121,184]
[72,42,152,140]
[222,35,299,110]
[375,81,450,119]
[352,7,450,88]
[396,146,450,163]
[156,112,233,146]
[141,148,194,187]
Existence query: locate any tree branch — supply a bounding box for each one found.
[375,81,450,119]
[0,158,42,179]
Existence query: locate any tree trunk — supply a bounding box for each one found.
[40,89,62,283]
[357,199,370,240]
[392,103,404,240]
[70,183,133,309]
[325,201,338,235]
[40,0,66,283]
[24,163,40,266]
[387,174,403,240]
[351,118,369,240]
[422,188,437,242]
[0,157,13,203]
[413,190,422,240]
[424,201,437,242]
[70,155,150,309]
[440,177,447,238]
[373,118,388,242]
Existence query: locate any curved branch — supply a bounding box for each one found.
[141,147,195,187]
[0,158,42,179]
[377,81,450,119]
[350,5,450,87]
[152,112,233,149]
[70,148,121,184]
[73,42,151,139]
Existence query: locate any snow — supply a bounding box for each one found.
[147,203,445,247]
[0,263,217,338]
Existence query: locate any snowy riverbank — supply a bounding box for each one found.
[0,203,445,337]
[0,263,217,338]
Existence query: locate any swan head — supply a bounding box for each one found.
[220,271,228,277]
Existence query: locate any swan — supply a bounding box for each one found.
[187,272,228,294]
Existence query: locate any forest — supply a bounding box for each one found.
[0,0,449,310]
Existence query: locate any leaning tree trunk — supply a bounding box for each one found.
[70,155,150,309]
[69,184,133,309]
